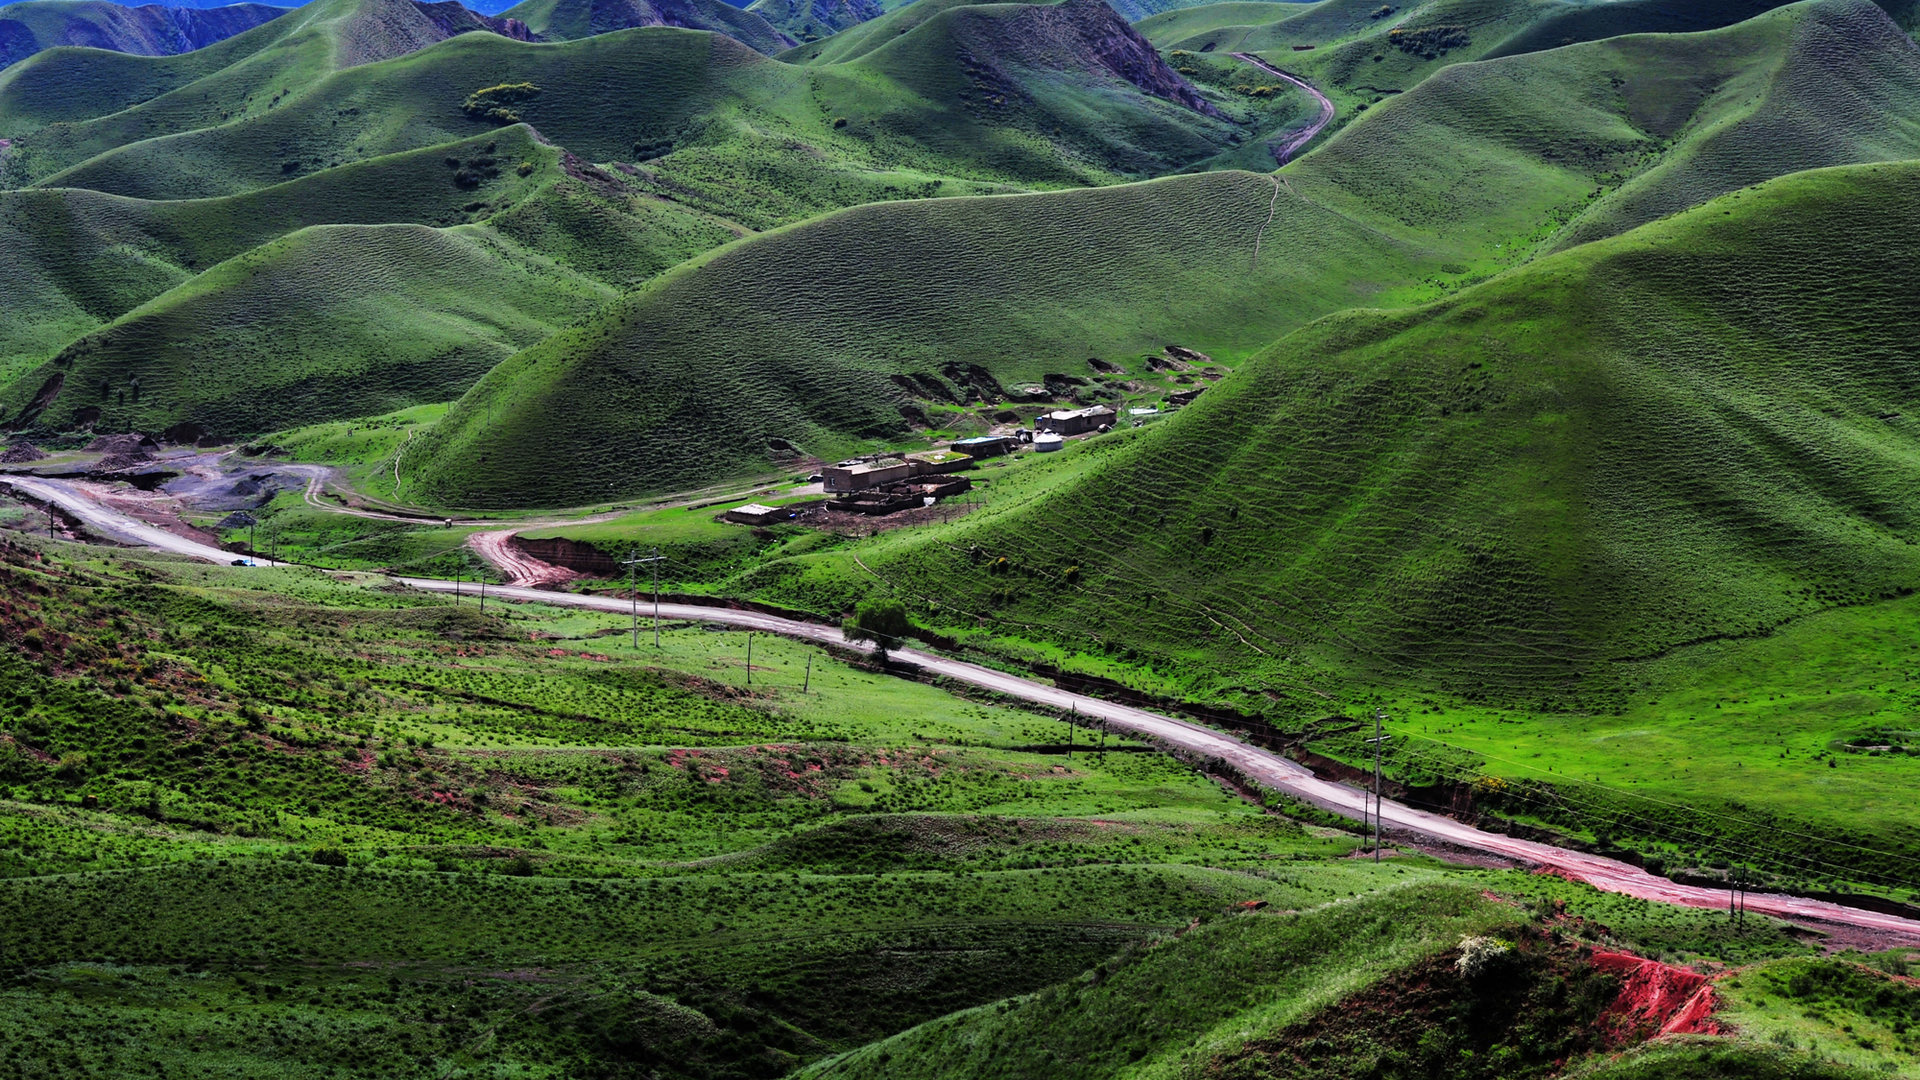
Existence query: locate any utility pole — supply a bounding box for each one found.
[621,547,665,650]
[1066,704,1075,761]
[746,633,752,686]
[803,652,812,693]
[1367,709,1392,862]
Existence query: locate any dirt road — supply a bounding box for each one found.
[0,475,285,566]
[1233,53,1334,164]
[396,578,1920,944]
[9,475,1916,943]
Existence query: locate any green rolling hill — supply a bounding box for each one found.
[0,0,1300,437]
[0,0,530,184]
[502,0,798,53]
[790,159,1920,707]
[1,124,746,433]
[747,0,888,42]
[0,125,556,390]
[0,0,285,69]
[400,0,1920,509]
[1140,0,1920,137]
[8,0,1242,212]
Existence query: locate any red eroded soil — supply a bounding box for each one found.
[1207,928,1724,1080]
[1590,950,1724,1040]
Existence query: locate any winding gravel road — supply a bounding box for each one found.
[399,578,1920,943]
[8,472,1917,942]
[1232,52,1335,164]
[0,475,286,566]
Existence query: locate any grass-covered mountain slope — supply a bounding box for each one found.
[801,160,1920,708]
[0,125,559,391]
[7,0,1239,209]
[1142,0,1918,134]
[402,0,1920,508]
[503,0,797,52]
[748,0,888,43]
[2,127,752,433]
[0,0,284,68]
[0,0,529,183]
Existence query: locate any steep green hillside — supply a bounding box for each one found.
[804,884,1521,1080]
[748,0,887,42]
[2,128,750,432]
[16,0,1238,214]
[503,0,797,53]
[404,0,1920,508]
[0,0,284,69]
[1145,0,1917,135]
[813,161,1920,706]
[0,0,529,182]
[0,125,556,392]
[1548,0,1920,247]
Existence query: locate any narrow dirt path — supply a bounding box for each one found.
[1233,52,1335,165]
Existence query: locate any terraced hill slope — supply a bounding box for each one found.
[503,0,797,52]
[806,160,1920,705]
[0,0,284,68]
[402,0,1920,508]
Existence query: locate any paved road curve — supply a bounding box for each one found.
[7,472,1915,942]
[398,578,1920,943]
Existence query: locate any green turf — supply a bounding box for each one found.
[0,527,1860,1078]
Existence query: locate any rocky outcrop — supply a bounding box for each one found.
[335,0,529,68]
[959,0,1220,117]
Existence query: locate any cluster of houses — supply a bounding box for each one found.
[723,405,1125,526]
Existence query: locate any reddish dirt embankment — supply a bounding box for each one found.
[1591,950,1723,1040]
[466,530,581,588]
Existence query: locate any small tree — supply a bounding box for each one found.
[842,597,911,661]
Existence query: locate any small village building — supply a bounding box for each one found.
[908,450,973,474]
[1033,433,1064,452]
[952,435,1017,457]
[821,460,913,493]
[724,503,790,526]
[1035,406,1117,436]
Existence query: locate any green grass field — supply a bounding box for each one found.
[0,532,1891,1078]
